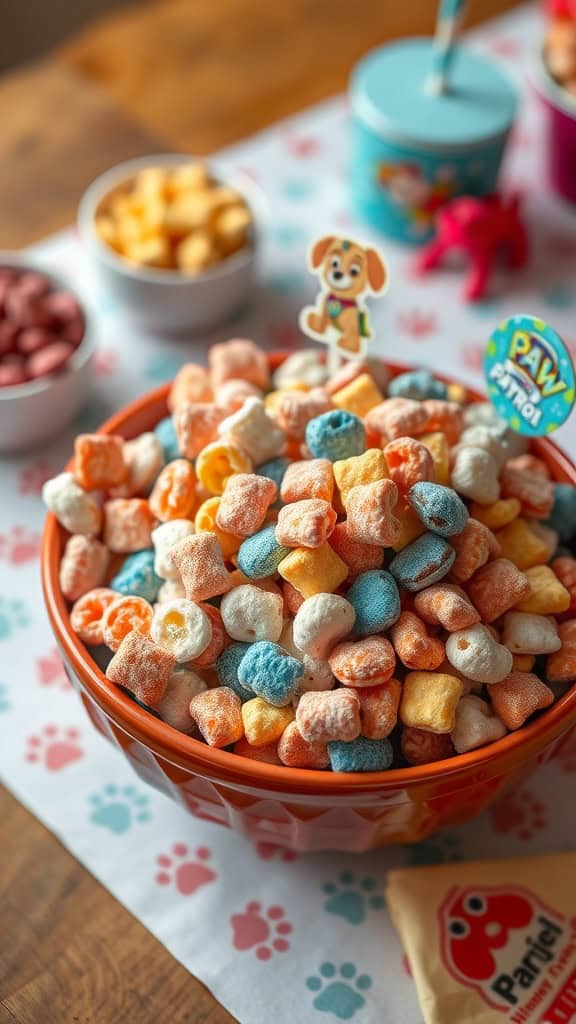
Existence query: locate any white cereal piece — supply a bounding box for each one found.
[156,578,186,603]
[280,620,334,696]
[450,446,500,505]
[220,584,284,642]
[457,425,509,471]
[462,401,507,430]
[42,471,102,536]
[155,668,207,731]
[272,349,328,389]
[451,694,507,753]
[293,594,356,659]
[218,397,285,465]
[502,612,562,655]
[150,598,212,663]
[110,432,164,497]
[152,519,195,580]
[445,624,513,684]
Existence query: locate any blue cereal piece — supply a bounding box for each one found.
[305,410,366,462]
[110,549,162,602]
[257,457,290,491]
[347,570,400,636]
[154,416,180,462]
[408,481,468,537]
[237,526,291,580]
[389,532,455,592]
[216,643,253,701]
[546,483,576,543]
[238,641,303,706]
[328,736,394,772]
[388,368,447,401]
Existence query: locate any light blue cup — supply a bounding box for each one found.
[350,39,517,244]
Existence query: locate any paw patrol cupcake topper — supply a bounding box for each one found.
[299,234,388,373]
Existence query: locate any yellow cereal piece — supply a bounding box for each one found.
[391,503,426,551]
[278,543,348,598]
[216,204,252,255]
[124,235,171,268]
[195,441,252,495]
[194,496,242,558]
[134,167,169,200]
[264,385,308,414]
[177,231,216,273]
[418,432,449,486]
[165,194,213,236]
[170,162,210,195]
[447,382,468,404]
[332,373,383,418]
[333,448,388,506]
[241,698,294,747]
[400,671,464,733]
[512,654,536,672]
[495,518,552,570]
[470,498,521,530]
[117,212,147,248]
[95,215,119,249]
[514,564,571,614]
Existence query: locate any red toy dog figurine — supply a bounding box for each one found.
[414,193,529,302]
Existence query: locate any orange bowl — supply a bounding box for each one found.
[41,358,576,852]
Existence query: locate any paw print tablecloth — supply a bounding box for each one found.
[1,6,576,1023]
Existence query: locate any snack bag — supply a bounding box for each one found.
[387,853,576,1024]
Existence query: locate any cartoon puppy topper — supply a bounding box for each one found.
[299,235,388,371]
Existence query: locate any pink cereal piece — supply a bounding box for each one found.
[209,338,270,390]
[401,726,454,765]
[500,463,555,519]
[44,289,82,323]
[489,671,554,730]
[324,359,385,396]
[345,478,400,547]
[171,533,232,603]
[365,397,428,441]
[59,534,109,602]
[280,458,334,503]
[148,459,196,521]
[277,719,330,768]
[329,635,396,686]
[61,318,85,346]
[413,583,480,631]
[328,521,382,579]
[275,498,336,549]
[74,433,126,491]
[26,341,74,379]
[216,474,277,537]
[295,688,361,743]
[419,400,463,444]
[390,611,445,670]
[174,402,225,459]
[106,629,175,705]
[189,686,244,746]
[233,736,282,764]
[215,378,262,413]
[5,285,51,328]
[357,679,401,739]
[191,604,230,667]
[102,595,154,652]
[282,580,305,616]
[17,327,55,355]
[505,454,551,479]
[0,321,18,355]
[384,437,436,495]
[103,498,154,554]
[466,558,530,623]
[167,363,212,411]
[275,388,333,441]
[450,517,500,583]
[69,587,117,645]
[0,363,27,386]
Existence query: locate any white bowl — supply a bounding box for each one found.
[0,253,95,454]
[77,154,266,336]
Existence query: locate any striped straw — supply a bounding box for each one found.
[426,0,467,96]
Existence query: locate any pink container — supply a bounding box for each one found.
[533,52,576,203]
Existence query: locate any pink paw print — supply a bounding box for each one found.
[0,526,40,564]
[25,725,84,771]
[285,134,320,158]
[555,730,576,774]
[36,649,71,691]
[155,844,216,894]
[94,348,118,377]
[254,841,297,862]
[460,342,484,374]
[490,789,547,840]
[18,461,56,496]
[396,309,438,339]
[231,902,292,961]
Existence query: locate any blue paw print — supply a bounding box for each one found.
[306,963,372,1020]
[281,179,314,201]
[541,283,574,310]
[406,831,462,866]
[89,784,151,834]
[145,353,185,384]
[0,682,11,712]
[323,871,385,925]
[0,598,29,640]
[267,270,304,294]
[270,224,307,248]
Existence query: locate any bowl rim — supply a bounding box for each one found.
[77,153,267,287]
[41,360,576,795]
[0,250,95,402]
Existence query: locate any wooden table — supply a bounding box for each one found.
[0,1,521,1019]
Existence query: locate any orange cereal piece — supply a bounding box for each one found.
[401,726,454,765]
[277,720,330,768]
[470,497,521,530]
[70,587,117,645]
[328,521,383,578]
[506,453,551,479]
[419,399,463,444]
[275,388,333,441]
[189,686,244,746]
[102,595,154,652]
[282,580,305,616]
[280,458,334,503]
[384,437,436,495]
[450,518,500,583]
[495,518,552,570]
[171,533,232,603]
[216,473,277,537]
[547,620,576,683]
[345,479,400,547]
[357,679,401,739]
[233,736,282,764]
[466,558,530,623]
[365,397,428,441]
[191,604,230,667]
[296,689,361,743]
[390,611,445,670]
[552,556,576,619]
[74,433,126,491]
[59,534,109,602]
[216,378,262,413]
[106,629,175,705]
[167,362,212,411]
[149,459,196,521]
[275,498,336,549]
[104,499,154,553]
[173,402,224,459]
[414,583,480,631]
[489,671,554,730]
[500,463,555,519]
[329,635,396,686]
[209,338,270,389]
[194,496,242,559]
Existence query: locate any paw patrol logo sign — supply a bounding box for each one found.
[484,315,575,436]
